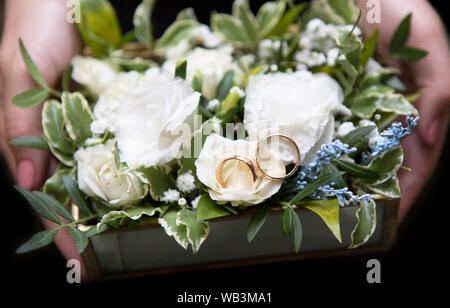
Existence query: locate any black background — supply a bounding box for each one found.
[2,0,449,302]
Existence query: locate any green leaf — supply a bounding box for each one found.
[216,71,235,101]
[156,19,198,48]
[9,136,49,150]
[332,159,379,180]
[175,59,187,79]
[77,0,122,57]
[281,206,293,237]
[192,70,202,92]
[68,226,89,253]
[61,65,73,92]
[97,203,159,231]
[18,39,48,89]
[389,13,411,53]
[133,0,155,48]
[363,176,401,198]
[43,168,71,205]
[349,195,376,248]
[176,7,197,21]
[361,29,378,67]
[246,204,271,243]
[15,186,61,224]
[16,229,58,254]
[196,194,231,220]
[392,46,428,62]
[383,75,406,91]
[159,209,190,250]
[342,125,376,148]
[177,208,210,253]
[62,175,90,214]
[365,147,404,184]
[216,88,243,119]
[292,210,303,253]
[290,171,346,204]
[328,0,358,24]
[12,88,48,109]
[61,92,94,147]
[304,199,342,243]
[378,93,418,115]
[322,164,346,188]
[256,1,286,38]
[211,14,252,48]
[33,191,74,221]
[233,0,258,42]
[350,95,380,118]
[268,3,307,37]
[136,166,175,200]
[42,100,75,158]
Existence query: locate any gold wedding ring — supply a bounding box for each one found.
[255,134,300,180]
[216,156,260,189]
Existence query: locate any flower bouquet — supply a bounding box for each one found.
[12,0,425,266]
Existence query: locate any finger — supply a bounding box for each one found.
[41,219,90,282]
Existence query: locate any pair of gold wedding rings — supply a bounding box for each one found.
[215,134,301,189]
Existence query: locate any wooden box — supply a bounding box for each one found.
[81,198,398,280]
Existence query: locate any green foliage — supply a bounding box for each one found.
[290,171,345,204]
[9,136,49,151]
[389,14,428,62]
[12,88,48,109]
[62,175,91,214]
[175,59,187,79]
[156,20,199,49]
[16,229,59,254]
[341,125,376,148]
[349,193,376,248]
[363,147,403,185]
[76,0,122,57]
[196,195,233,220]
[332,159,379,180]
[304,199,341,243]
[15,186,62,224]
[136,166,175,200]
[133,0,155,48]
[68,226,89,253]
[43,168,72,204]
[268,3,307,37]
[246,204,271,242]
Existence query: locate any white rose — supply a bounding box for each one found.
[244,71,350,165]
[113,68,200,168]
[195,134,284,207]
[90,70,143,134]
[71,56,119,96]
[75,140,147,208]
[163,46,236,100]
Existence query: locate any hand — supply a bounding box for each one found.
[356,0,450,221]
[0,0,88,279]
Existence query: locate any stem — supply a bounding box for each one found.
[58,214,99,229]
[47,87,62,97]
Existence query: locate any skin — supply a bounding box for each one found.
[0,0,448,280]
[355,0,450,221]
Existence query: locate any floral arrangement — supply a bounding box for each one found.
[11,0,426,255]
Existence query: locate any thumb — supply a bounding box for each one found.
[417,87,450,147]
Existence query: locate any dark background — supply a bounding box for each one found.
[2,0,449,302]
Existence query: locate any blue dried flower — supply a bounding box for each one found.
[311,183,374,207]
[368,114,419,159]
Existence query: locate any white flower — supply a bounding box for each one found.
[111,67,200,168]
[163,46,236,100]
[190,25,223,48]
[191,195,201,209]
[178,198,187,206]
[71,56,119,96]
[337,121,356,138]
[176,171,197,193]
[294,49,327,67]
[90,71,143,134]
[195,134,284,207]
[207,99,220,112]
[161,189,181,203]
[244,71,350,165]
[75,140,147,208]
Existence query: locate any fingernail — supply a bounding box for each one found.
[427,118,442,145]
[17,160,35,189]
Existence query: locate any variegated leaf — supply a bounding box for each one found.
[176,208,210,253]
[211,13,252,48]
[97,203,160,231]
[364,176,401,198]
[135,166,175,200]
[349,196,376,248]
[61,92,95,148]
[133,0,155,48]
[158,209,190,250]
[256,1,286,38]
[156,19,199,49]
[365,147,403,184]
[42,100,75,156]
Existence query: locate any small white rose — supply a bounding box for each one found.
[244,71,350,165]
[195,134,284,207]
[75,140,147,208]
[71,56,119,96]
[163,46,237,100]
